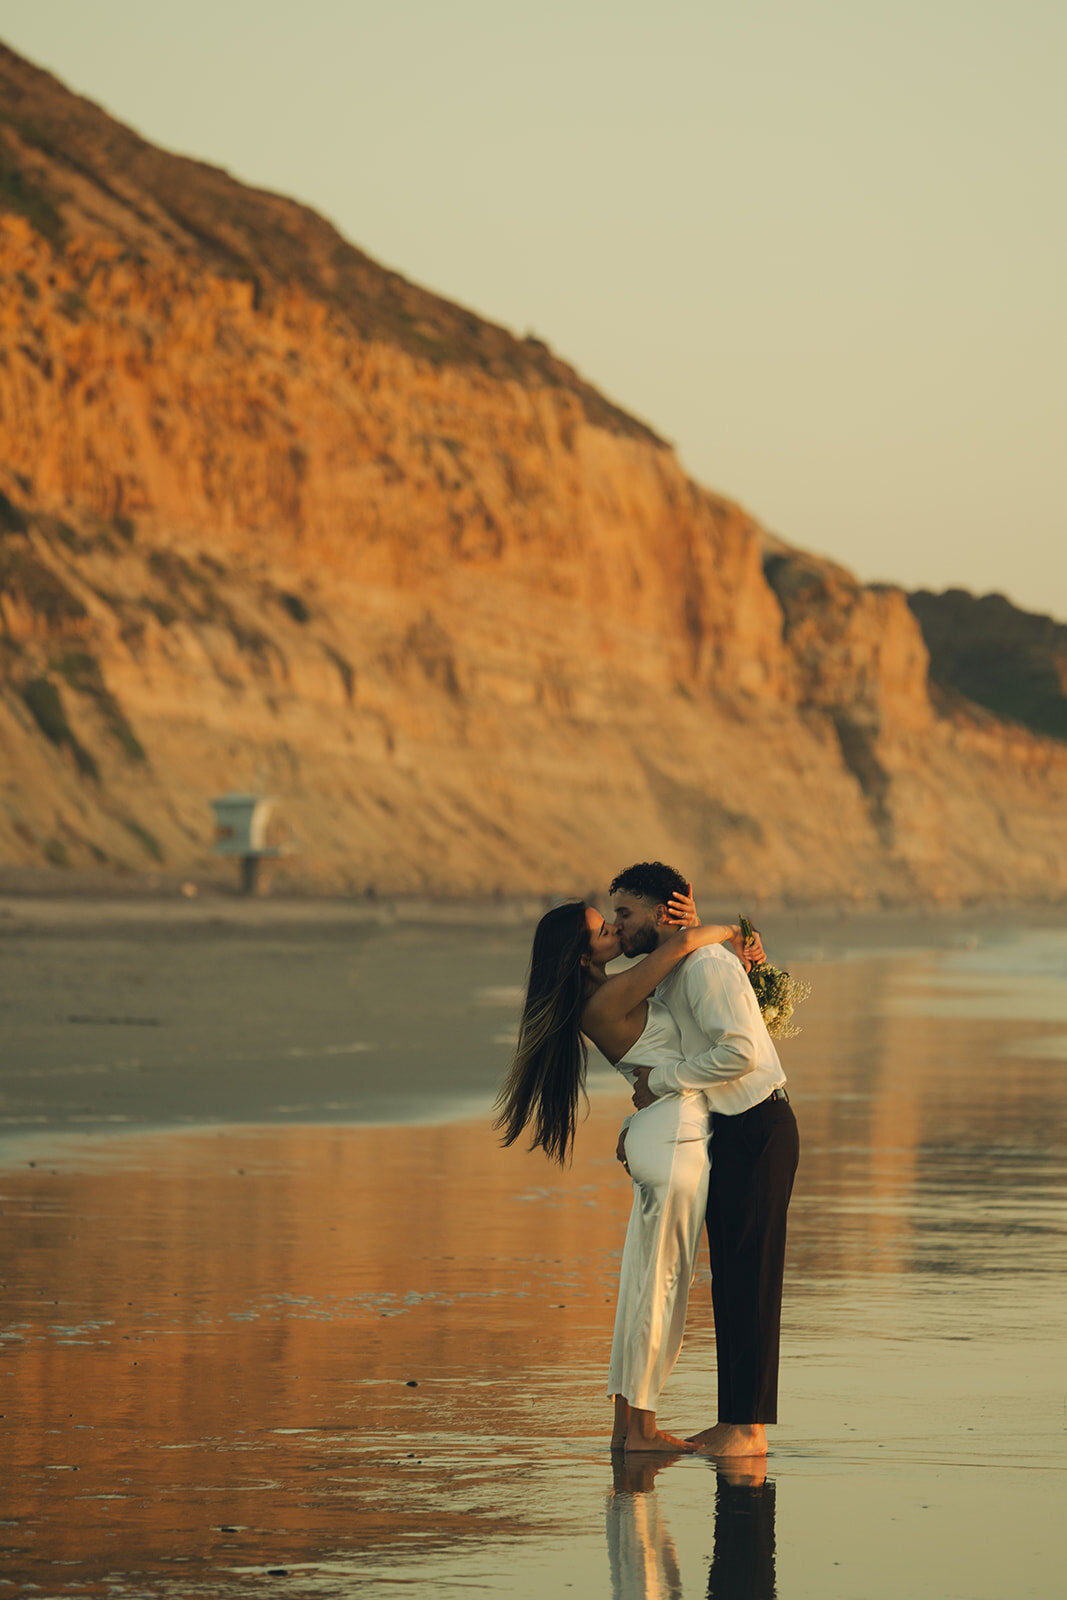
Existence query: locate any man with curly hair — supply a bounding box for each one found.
[610,860,800,1458]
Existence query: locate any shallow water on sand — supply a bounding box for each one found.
[1,912,1066,1596]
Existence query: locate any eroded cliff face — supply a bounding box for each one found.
[0,44,1064,901]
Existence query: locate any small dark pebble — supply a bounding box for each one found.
[267,1569,289,1577]
[220,1525,238,1532]
[405,1379,419,1387]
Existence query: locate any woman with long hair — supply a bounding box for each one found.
[495,889,760,1452]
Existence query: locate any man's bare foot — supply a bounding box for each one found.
[625,1428,695,1454]
[610,1394,631,1449]
[686,1422,730,1449]
[694,1424,767,1458]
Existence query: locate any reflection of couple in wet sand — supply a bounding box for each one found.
[497,861,799,1457]
[608,1452,777,1600]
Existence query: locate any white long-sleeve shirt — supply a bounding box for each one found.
[646,943,786,1114]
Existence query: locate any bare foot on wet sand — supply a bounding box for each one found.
[686,1422,729,1450]
[625,1428,695,1454]
[688,1423,767,1457]
[612,1400,696,1453]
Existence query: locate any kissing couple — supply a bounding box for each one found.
[496,860,800,1456]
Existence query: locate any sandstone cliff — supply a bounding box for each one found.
[0,42,1064,901]
[908,588,1067,744]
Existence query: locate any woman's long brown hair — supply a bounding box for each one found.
[493,900,591,1166]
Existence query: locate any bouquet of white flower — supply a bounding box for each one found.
[739,916,811,1039]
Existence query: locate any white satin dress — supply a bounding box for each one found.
[606,997,711,1412]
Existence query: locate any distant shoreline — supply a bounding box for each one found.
[3,906,1065,1172]
[2,866,1066,925]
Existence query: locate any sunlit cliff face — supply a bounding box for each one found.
[0,35,1065,901]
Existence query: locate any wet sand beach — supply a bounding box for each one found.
[1,902,1066,1597]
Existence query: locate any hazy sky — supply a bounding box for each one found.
[4,1,1064,615]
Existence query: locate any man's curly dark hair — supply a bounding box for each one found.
[609,860,689,906]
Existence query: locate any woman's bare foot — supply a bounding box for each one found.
[624,1404,695,1454]
[626,1427,695,1454]
[610,1394,631,1450]
[694,1423,767,1457]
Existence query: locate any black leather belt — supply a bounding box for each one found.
[712,1087,791,1123]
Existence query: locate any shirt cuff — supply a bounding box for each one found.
[646,1063,673,1098]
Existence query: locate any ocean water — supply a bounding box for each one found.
[0,908,1065,1597]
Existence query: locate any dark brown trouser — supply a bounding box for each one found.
[707,1097,800,1424]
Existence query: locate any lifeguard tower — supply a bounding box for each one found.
[210,793,281,895]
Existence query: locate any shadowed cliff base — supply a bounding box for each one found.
[908,588,1067,743]
[0,40,1064,903]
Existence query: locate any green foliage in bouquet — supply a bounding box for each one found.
[739,916,812,1039]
